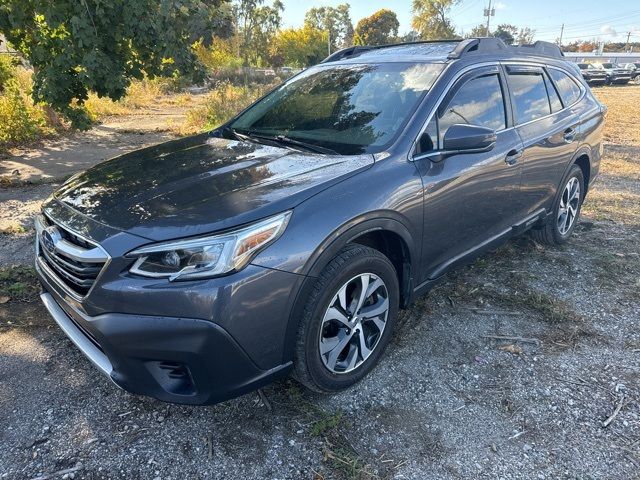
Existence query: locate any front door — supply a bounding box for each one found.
[413,66,524,281]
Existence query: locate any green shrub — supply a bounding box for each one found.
[0,79,45,148]
[0,63,54,152]
[0,55,16,92]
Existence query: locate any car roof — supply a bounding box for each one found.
[322,38,567,67]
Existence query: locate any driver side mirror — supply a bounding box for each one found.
[415,123,497,162]
[442,124,497,153]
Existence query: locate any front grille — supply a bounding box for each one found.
[36,215,108,298]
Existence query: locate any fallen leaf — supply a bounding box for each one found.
[499,344,523,355]
[0,296,10,304]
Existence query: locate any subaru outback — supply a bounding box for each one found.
[35,38,605,405]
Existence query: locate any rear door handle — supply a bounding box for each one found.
[505,148,523,166]
[563,127,576,143]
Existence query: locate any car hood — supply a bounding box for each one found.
[52,133,373,241]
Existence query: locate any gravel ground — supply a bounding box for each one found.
[1,88,639,480]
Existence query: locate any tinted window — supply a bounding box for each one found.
[231,62,444,155]
[508,72,551,124]
[544,72,563,112]
[438,74,506,144]
[548,69,582,106]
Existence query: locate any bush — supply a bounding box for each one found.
[0,55,16,91]
[180,82,273,134]
[0,62,53,151]
[194,38,243,73]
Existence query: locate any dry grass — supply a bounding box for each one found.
[600,151,640,181]
[592,85,640,145]
[85,78,175,119]
[586,86,640,225]
[582,188,640,223]
[180,83,272,135]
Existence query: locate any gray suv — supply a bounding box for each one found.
[35,38,605,405]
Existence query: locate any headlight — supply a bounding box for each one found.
[127,211,291,281]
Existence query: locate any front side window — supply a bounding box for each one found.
[438,73,506,145]
[508,72,551,124]
[230,62,444,155]
[548,69,582,107]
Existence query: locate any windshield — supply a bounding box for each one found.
[230,62,445,155]
[602,63,614,68]
[577,64,588,69]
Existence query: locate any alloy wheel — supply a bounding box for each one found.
[319,273,389,374]
[557,177,581,235]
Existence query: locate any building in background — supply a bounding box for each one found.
[564,52,640,63]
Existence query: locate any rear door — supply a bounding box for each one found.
[505,65,581,215]
[414,65,524,280]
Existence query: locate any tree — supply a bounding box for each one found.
[0,0,229,128]
[464,24,489,38]
[412,0,460,40]
[188,1,234,46]
[401,30,421,43]
[494,24,518,45]
[235,0,284,66]
[465,24,536,45]
[270,26,328,68]
[516,27,535,45]
[354,9,399,46]
[304,4,354,52]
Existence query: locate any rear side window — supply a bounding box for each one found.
[438,73,506,144]
[543,72,563,113]
[548,69,582,106]
[508,72,551,124]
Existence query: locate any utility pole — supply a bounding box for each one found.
[559,24,564,46]
[625,31,631,52]
[484,0,495,37]
[326,11,331,56]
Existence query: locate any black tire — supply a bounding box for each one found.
[293,244,399,393]
[530,164,585,246]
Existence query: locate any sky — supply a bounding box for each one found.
[279,0,640,44]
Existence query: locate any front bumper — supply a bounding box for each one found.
[610,75,632,83]
[39,286,292,405]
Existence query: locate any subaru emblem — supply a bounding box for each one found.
[41,226,62,253]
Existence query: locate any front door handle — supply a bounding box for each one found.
[563,127,576,143]
[505,148,523,166]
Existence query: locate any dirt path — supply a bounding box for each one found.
[0,87,639,479]
[0,125,175,184]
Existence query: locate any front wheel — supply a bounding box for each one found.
[530,164,584,246]
[293,245,399,393]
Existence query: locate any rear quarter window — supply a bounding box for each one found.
[548,69,582,106]
[508,72,551,124]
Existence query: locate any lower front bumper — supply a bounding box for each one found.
[40,289,292,405]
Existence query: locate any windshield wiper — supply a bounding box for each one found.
[248,132,339,155]
[221,126,253,143]
[223,127,339,155]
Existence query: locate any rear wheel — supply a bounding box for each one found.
[293,245,399,393]
[530,164,584,246]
